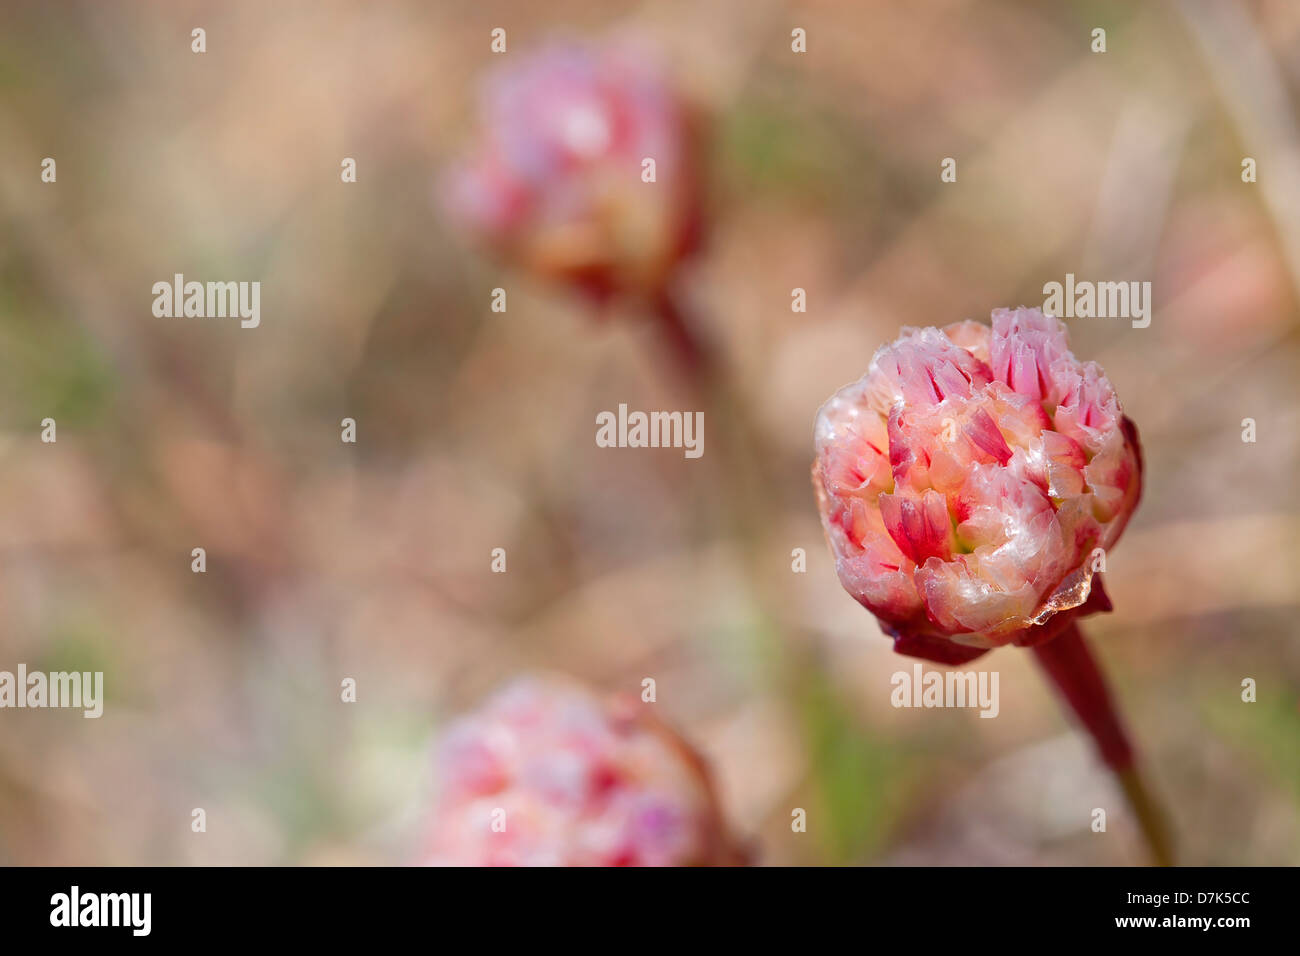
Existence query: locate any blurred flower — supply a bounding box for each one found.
[812,308,1142,664]
[441,40,700,301]
[418,677,742,866]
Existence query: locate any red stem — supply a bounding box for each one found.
[1033,622,1174,865]
[1031,622,1133,770]
[652,288,710,380]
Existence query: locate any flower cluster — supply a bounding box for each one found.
[441,41,698,300]
[813,308,1142,663]
[419,678,738,866]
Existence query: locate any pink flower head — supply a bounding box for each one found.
[441,39,699,299]
[812,308,1142,664]
[419,677,740,866]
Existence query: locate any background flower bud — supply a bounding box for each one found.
[441,40,700,300]
[419,677,741,866]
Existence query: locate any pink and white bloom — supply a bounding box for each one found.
[418,677,740,866]
[812,308,1142,664]
[441,40,699,300]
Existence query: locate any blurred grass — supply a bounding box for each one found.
[796,667,911,864]
[1204,680,1300,805]
[0,274,115,427]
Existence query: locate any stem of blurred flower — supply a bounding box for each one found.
[1032,623,1174,866]
[651,287,712,382]
[650,283,835,857]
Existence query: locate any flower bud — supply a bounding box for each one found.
[812,308,1142,663]
[419,677,741,866]
[441,41,699,300]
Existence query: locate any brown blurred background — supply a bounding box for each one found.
[0,0,1297,865]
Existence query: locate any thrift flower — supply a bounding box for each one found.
[441,40,699,301]
[419,677,741,866]
[812,308,1142,664]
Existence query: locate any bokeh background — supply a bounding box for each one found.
[1,0,1298,865]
